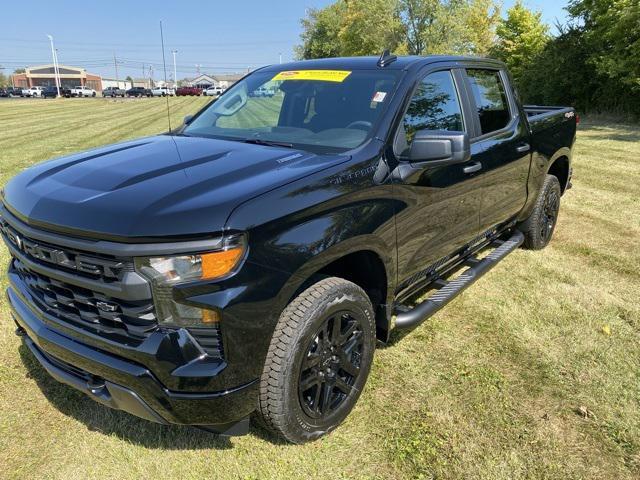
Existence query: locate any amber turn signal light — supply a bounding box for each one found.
[200,247,244,280]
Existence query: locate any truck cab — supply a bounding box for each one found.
[1,54,576,443]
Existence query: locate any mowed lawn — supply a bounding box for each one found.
[0,98,639,479]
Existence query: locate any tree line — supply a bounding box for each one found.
[297,0,640,116]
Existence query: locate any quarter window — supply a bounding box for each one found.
[466,69,511,135]
[401,70,464,148]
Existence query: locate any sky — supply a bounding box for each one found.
[0,0,570,82]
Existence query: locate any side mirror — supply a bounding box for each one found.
[183,115,193,125]
[408,130,470,166]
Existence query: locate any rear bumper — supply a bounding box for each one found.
[8,286,257,434]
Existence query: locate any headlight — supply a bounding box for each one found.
[135,235,245,327]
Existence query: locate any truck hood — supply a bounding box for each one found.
[2,135,347,240]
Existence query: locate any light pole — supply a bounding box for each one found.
[171,50,177,87]
[47,35,60,97]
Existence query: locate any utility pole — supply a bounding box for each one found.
[279,52,282,64]
[113,53,119,88]
[196,64,201,75]
[47,35,60,98]
[171,50,177,86]
[54,48,61,87]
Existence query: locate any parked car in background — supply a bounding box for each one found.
[7,87,23,97]
[102,87,126,98]
[0,88,8,98]
[41,86,60,98]
[126,86,152,97]
[204,86,224,96]
[151,86,175,97]
[70,86,96,97]
[24,86,44,98]
[176,86,202,96]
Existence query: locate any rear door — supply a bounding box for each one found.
[462,67,531,230]
[393,67,488,291]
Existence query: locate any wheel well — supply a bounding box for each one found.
[296,250,390,342]
[548,156,570,194]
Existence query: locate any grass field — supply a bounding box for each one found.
[0,98,638,479]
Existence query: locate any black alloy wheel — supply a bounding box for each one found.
[298,310,365,419]
[257,277,376,443]
[540,187,559,243]
[519,174,562,250]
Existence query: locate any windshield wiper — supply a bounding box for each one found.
[243,138,294,149]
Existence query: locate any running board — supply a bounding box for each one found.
[394,230,524,330]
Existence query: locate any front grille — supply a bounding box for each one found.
[2,213,224,358]
[12,258,156,339]
[1,216,157,343]
[0,221,129,283]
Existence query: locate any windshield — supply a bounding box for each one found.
[183,69,402,154]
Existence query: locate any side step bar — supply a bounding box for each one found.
[394,230,524,330]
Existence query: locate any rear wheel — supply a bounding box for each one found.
[518,174,562,250]
[257,277,376,444]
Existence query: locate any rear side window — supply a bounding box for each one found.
[466,69,511,135]
[401,70,463,146]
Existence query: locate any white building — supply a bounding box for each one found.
[101,78,131,90]
[186,73,244,89]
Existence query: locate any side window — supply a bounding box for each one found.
[466,69,511,135]
[401,70,464,148]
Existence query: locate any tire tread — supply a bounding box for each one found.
[257,277,373,443]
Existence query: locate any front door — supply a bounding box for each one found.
[392,68,487,291]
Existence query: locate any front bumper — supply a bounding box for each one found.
[8,285,258,434]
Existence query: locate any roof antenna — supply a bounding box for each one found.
[377,49,397,68]
[160,21,172,132]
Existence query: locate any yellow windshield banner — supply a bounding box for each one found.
[271,70,352,82]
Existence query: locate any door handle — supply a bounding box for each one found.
[463,161,482,174]
[516,143,531,153]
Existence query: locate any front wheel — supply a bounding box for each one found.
[518,174,562,250]
[257,277,376,444]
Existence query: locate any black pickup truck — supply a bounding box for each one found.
[1,54,576,443]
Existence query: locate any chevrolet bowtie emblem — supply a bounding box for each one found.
[96,301,118,313]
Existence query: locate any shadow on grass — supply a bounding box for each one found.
[17,344,288,449]
[581,124,640,142]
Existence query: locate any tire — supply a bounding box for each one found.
[518,174,562,250]
[257,277,376,444]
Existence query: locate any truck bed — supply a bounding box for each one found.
[524,105,573,121]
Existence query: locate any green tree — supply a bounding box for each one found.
[0,71,7,87]
[492,0,549,85]
[339,0,405,56]
[13,68,25,74]
[398,0,444,55]
[522,25,602,109]
[568,0,640,92]
[296,0,501,59]
[461,0,502,56]
[295,2,349,59]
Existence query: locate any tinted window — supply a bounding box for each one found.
[401,70,463,147]
[466,69,511,135]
